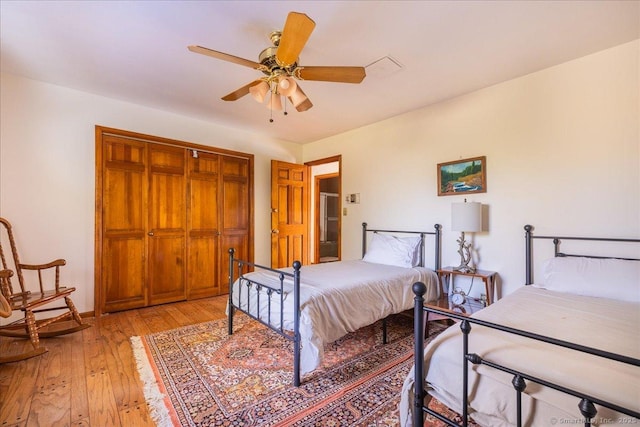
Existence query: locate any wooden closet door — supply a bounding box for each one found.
[147,144,187,305]
[187,152,221,298]
[220,156,250,291]
[96,126,254,314]
[101,136,147,312]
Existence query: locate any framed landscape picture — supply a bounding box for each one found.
[437,156,486,196]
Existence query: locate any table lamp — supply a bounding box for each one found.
[451,199,482,273]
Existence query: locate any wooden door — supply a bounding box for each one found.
[147,144,187,305]
[187,154,250,296]
[187,152,220,299]
[96,126,254,314]
[271,160,309,268]
[101,136,148,312]
[220,156,251,288]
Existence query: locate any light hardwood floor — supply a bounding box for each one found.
[0,296,229,426]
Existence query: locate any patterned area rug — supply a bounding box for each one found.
[131,313,448,426]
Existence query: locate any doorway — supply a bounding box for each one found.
[307,156,341,264]
[317,177,340,262]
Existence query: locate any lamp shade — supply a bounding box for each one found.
[265,92,283,111]
[249,81,269,103]
[289,86,308,108]
[451,201,482,232]
[277,76,297,97]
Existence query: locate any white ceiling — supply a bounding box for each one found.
[1,1,638,144]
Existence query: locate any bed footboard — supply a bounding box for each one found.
[411,282,640,427]
[228,248,302,386]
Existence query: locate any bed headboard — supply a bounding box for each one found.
[361,222,441,270]
[524,224,640,285]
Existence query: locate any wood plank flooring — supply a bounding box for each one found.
[0,296,228,427]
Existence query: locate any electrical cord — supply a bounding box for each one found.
[454,276,474,297]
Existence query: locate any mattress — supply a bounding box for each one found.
[230,259,439,374]
[400,286,640,427]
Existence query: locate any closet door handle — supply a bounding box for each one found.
[148,231,154,236]
[271,229,279,234]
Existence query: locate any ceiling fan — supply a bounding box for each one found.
[188,11,366,120]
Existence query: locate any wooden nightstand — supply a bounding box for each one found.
[423,267,497,337]
[423,293,486,337]
[436,266,498,305]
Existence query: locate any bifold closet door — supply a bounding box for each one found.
[147,144,187,305]
[102,136,148,312]
[98,126,253,313]
[186,154,250,297]
[219,156,250,290]
[102,139,187,310]
[187,151,220,299]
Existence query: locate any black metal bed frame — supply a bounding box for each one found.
[411,224,640,427]
[228,222,441,387]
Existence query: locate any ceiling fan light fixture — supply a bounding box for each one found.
[249,80,269,103]
[266,92,283,111]
[289,86,308,108]
[277,76,297,97]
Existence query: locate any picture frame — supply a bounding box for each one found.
[437,156,487,196]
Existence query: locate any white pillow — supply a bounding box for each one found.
[411,237,423,267]
[540,256,640,302]
[363,233,422,268]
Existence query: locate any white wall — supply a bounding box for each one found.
[1,40,638,314]
[0,73,301,315]
[303,40,640,298]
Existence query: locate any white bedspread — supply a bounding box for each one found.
[230,259,439,375]
[400,286,640,427]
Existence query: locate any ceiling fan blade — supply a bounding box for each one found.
[221,80,263,101]
[297,66,366,83]
[276,12,316,67]
[188,45,263,70]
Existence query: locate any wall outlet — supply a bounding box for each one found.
[346,193,360,204]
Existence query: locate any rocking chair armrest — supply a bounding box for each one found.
[0,293,10,318]
[19,259,67,270]
[0,270,13,317]
[18,259,66,293]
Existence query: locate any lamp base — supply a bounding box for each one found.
[453,264,476,274]
[455,231,476,273]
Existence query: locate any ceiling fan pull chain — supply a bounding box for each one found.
[269,97,274,123]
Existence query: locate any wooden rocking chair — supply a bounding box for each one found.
[0,217,90,363]
[0,270,12,318]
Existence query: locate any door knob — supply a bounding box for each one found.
[271,208,278,213]
[271,229,279,234]
[148,231,154,236]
